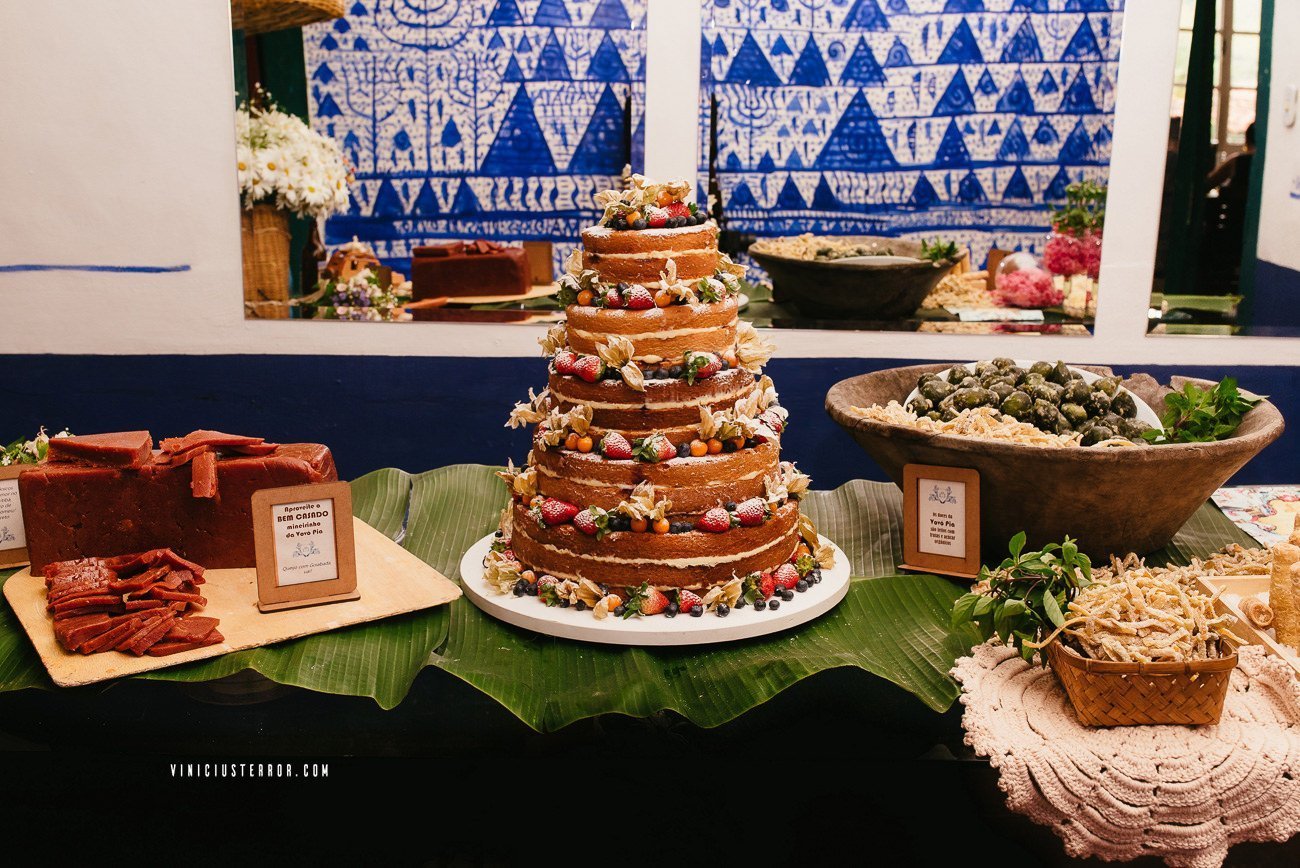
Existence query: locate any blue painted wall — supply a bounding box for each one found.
[1252,260,1300,331]
[3,355,1294,485]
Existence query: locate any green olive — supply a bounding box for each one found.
[907,396,934,415]
[920,379,954,402]
[992,358,1016,370]
[1064,380,1092,404]
[974,361,999,379]
[990,382,1015,402]
[1029,361,1054,378]
[1060,402,1088,427]
[1028,382,1065,404]
[1119,418,1151,439]
[953,387,995,410]
[1110,391,1138,419]
[957,376,981,390]
[926,411,943,422]
[1048,361,1073,385]
[947,365,974,383]
[1093,376,1121,397]
[1020,372,1046,389]
[1083,390,1112,417]
[1081,426,1115,446]
[1000,391,1033,419]
[1031,399,1063,432]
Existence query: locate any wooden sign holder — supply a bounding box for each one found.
[900,464,982,580]
[0,465,30,570]
[251,482,360,612]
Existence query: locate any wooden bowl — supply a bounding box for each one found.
[748,236,963,319]
[825,364,1285,558]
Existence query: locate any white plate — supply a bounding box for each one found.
[830,254,927,266]
[458,533,851,647]
[904,359,1163,430]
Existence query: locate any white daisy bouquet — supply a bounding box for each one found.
[235,89,352,219]
[303,269,412,322]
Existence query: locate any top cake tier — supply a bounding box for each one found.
[581,223,719,288]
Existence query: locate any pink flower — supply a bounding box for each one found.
[993,267,1063,309]
[1043,231,1103,278]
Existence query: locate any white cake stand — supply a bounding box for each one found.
[458,533,851,646]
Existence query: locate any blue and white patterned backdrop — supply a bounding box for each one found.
[700,0,1124,266]
[304,0,646,269]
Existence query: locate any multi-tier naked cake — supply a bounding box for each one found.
[485,177,834,620]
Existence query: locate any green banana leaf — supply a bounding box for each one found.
[0,463,1265,727]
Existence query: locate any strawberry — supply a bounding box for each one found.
[573,508,600,536]
[677,589,703,613]
[695,507,731,533]
[758,572,776,599]
[600,432,633,460]
[733,498,767,527]
[633,434,677,463]
[554,349,578,375]
[602,286,624,309]
[623,285,655,310]
[638,586,670,616]
[645,206,668,228]
[539,498,580,526]
[683,351,721,384]
[664,202,692,220]
[573,355,606,383]
[537,575,560,605]
[773,563,800,590]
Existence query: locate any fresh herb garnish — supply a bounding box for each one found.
[1050,180,1106,237]
[1,428,71,466]
[1143,377,1263,444]
[951,532,1093,665]
[920,238,959,263]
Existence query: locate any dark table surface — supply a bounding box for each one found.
[2,664,1296,866]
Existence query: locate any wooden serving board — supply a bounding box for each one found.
[3,518,461,687]
[1195,574,1300,677]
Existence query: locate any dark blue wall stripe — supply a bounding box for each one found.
[1253,259,1300,330]
[0,264,191,274]
[1,355,1295,487]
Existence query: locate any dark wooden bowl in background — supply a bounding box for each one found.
[825,364,1285,559]
[748,236,963,319]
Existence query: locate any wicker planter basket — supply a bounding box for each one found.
[231,0,344,35]
[1047,639,1237,727]
[241,203,291,319]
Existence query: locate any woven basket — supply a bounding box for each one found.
[1047,639,1237,727]
[231,0,344,35]
[241,204,292,319]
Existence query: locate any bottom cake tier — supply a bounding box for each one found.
[508,499,802,592]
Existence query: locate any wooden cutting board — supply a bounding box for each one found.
[3,518,461,687]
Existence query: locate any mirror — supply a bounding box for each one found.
[1148,0,1293,337]
[234,1,1125,335]
[702,1,1124,335]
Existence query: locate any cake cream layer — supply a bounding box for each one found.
[566,296,739,361]
[581,223,718,255]
[531,439,779,514]
[511,500,801,591]
[550,367,756,432]
[583,250,716,284]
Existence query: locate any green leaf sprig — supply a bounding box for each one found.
[1143,377,1263,444]
[951,532,1093,665]
[920,238,960,263]
[1050,180,1107,237]
[0,428,71,467]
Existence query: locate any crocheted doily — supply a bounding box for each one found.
[952,643,1300,867]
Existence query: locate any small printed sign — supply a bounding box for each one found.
[252,482,359,612]
[0,465,30,569]
[902,464,981,579]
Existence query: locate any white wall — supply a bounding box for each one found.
[0,0,1297,366]
[1255,0,1300,272]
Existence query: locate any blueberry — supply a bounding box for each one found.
[690,607,703,618]
[795,580,808,593]
[720,359,730,370]
[677,442,691,458]
[724,501,737,511]
[494,529,503,538]
[665,609,676,618]
[558,599,570,608]
[614,605,627,617]
[617,282,630,292]
[723,440,737,453]
[575,601,588,611]
[811,568,822,581]
[744,438,758,449]
[669,365,684,378]
[716,604,730,617]
[734,599,746,610]
[526,584,538,596]
[631,218,646,230]
[667,602,679,615]
[513,582,526,597]
[671,522,690,534]
[768,599,781,611]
